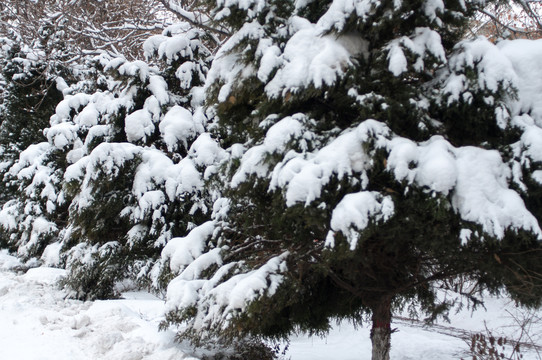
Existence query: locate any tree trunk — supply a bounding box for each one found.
[370,297,392,360]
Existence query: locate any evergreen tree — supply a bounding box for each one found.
[159,0,542,359]
[53,23,217,299]
[0,18,75,258]
[0,4,221,302]
[0,24,67,191]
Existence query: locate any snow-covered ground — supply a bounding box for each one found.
[1,250,541,360]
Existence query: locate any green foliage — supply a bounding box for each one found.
[67,156,141,246]
[0,25,76,259]
[0,43,61,160]
[55,27,216,297]
[61,242,124,300]
[162,0,542,355]
[0,18,75,161]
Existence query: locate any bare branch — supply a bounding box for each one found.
[157,0,231,37]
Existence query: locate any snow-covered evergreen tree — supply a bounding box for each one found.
[51,23,218,299]
[2,0,542,358]
[0,18,75,259]
[159,0,542,359]
[0,16,221,300]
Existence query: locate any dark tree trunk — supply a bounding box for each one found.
[370,297,392,360]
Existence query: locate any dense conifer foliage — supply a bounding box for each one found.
[0,12,217,298]
[58,28,215,298]
[157,0,542,359]
[0,18,78,258]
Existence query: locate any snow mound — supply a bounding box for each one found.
[0,250,23,270]
[23,267,66,285]
[0,269,205,360]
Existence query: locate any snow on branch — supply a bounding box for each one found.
[158,0,231,38]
